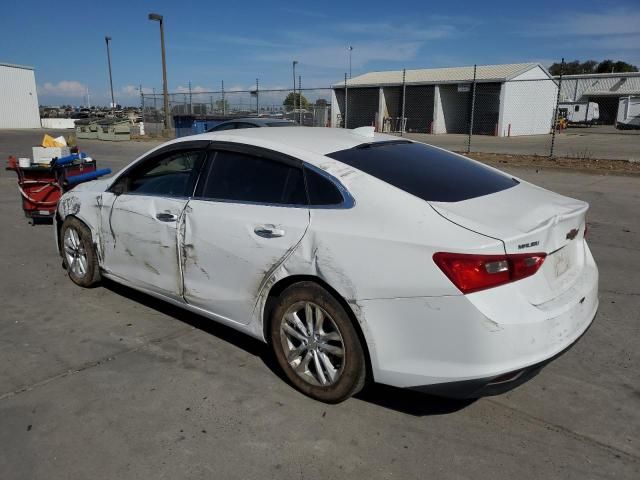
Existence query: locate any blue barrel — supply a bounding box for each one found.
[66,168,112,185]
[55,152,87,166]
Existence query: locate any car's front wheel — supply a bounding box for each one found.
[60,217,101,287]
[270,282,367,403]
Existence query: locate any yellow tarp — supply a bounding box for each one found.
[41,134,66,147]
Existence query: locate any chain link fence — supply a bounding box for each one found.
[139,87,333,136]
[332,63,639,160]
[133,64,638,160]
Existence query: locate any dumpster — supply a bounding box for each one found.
[173,115,242,138]
[75,118,98,139]
[97,118,131,141]
[173,115,196,138]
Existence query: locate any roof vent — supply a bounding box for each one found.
[352,126,375,138]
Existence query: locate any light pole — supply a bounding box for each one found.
[105,36,115,113]
[292,60,298,122]
[148,13,170,135]
[348,46,353,79]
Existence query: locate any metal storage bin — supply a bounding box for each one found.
[97,119,131,141]
[75,118,98,139]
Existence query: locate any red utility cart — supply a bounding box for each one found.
[6,155,97,223]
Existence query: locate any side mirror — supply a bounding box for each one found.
[111,181,126,196]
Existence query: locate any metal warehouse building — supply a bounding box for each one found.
[558,72,640,125]
[332,63,557,137]
[0,63,41,129]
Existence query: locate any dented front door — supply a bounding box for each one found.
[102,194,188,299]
[182,201,309,325]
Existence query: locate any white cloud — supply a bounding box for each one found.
[527,8,640,37]
[120,85,154,96]
[337,22,457,40]
[175,85,216,94]
[260,41,422,70]
[40,80,86,97]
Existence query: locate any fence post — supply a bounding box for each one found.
[344,73,348,129]
[256,78,259,115]
[140,90,145,133]
[467,64,477,153]
[550,58,564,158]
[222,80,225,116]
[188,81,192,115]
[298,75,302,124]
[401,68,406,136]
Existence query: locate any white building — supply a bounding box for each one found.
[557,72,640,125]
[0,62,41,129]
[332,63,557,137]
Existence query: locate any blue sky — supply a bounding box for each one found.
[1,0,639,105]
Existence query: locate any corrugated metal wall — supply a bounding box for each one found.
[0,64,41,128]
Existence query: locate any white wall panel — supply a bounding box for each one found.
[0,64,41,128]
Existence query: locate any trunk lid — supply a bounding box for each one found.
[430,181,588,305]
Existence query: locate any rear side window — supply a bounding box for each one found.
[327,141,518,202]
[201,151,306,205]
[304,168,343,205]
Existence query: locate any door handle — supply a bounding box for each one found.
[254,225,285,238]
[156,212,178,222]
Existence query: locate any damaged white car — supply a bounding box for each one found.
[55,127,598,403]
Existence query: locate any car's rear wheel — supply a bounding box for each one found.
[270,282,366,403]
[60,217,101,287]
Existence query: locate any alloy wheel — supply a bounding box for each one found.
[279,301,346,387]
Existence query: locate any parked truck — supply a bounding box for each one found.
[616,96,640,129]
[558,101,600,126]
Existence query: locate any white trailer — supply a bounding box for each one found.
[558,101,599,125]
[616,96,640,129]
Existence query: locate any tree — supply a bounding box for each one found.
[283,92,309,110]
[596,59,638,73]
[548,59,638,75]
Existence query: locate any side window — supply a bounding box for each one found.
[201,151,306,205]
[304,168,344,206]
[574,105,580,112]
[116,149,206,197]
[235,123,260,129]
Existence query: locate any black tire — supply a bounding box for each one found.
[270,281,367,403]
[60,216,101,287]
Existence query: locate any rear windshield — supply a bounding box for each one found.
[327,141,518,202]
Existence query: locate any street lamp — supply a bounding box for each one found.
[148,13,170,135]
[105,36,115,113]
[348,46,353,79]
[292,60,298,122]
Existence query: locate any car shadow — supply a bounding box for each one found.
[103,279,475,417]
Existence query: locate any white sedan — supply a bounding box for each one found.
[55,127,598,403]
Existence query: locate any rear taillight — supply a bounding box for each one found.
[433,252,546,294]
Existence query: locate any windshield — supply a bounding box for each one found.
[327,141,518,202]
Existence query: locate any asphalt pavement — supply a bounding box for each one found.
[0,130,638,479]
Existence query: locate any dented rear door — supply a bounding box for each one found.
[182,147,310,325]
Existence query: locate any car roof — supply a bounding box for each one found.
[217,117,292,126]
[182,127,401,156]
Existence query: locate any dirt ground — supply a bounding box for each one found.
[462,151,640,176]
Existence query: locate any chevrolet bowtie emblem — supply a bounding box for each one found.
[566,228,579,240]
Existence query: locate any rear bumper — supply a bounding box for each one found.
[409,313,595,398]
[358,252,598,393]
